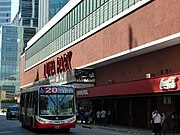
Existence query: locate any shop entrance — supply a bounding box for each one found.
[174,95,180,130]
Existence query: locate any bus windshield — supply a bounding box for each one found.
[39,94,74,116]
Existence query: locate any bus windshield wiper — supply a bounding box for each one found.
[58,95,66,106]
[47,95,56,107]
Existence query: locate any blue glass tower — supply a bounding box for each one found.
[0,25,18,93]
[49,0,69,19]
[0,0,11,25]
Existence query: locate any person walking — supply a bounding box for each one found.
[84,109,90,125]
[161,112,166,135]
[151,110,156,134]
[152,110,162,135]
[96,110,101,125]
[100,109,107,126]
[171,110,180,133]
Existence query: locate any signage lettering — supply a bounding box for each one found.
[44,51,72,77]
[40,87,73,94]
[44,60,56,77]
[76,90,89,96]
[159,76,177,90]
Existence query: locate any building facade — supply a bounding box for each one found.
[20,0,180,130]
[38,0,69,31]
[0,25,18,94]
[19,0,38,27]
[0,0,38,98]
[0,0,11,25]
[49,0,69,19]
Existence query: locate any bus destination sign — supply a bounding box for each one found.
[40,87,73,94]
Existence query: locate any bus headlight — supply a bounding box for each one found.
[36,116,51,124]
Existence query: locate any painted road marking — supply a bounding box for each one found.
[0,131,13,134]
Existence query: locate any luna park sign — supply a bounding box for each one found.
[44,51,72,77]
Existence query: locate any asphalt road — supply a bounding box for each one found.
[0,114,130,135]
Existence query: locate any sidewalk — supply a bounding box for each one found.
[80,123,180,135]
[96,125,151,134]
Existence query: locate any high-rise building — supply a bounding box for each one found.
[38,0,69,31]
[49,0,69,19]
[0,25,18,94]
[0,0,11,25]
[19,0,38,27]
[0,0,38,97]
[11,0,38,51]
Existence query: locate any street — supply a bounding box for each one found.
[0,114,129,135]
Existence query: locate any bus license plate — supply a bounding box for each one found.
[55,126,60,129]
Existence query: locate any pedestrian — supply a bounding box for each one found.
[79,108,84,124]
[84,109,89,125]
[89,109,95,124]
[161,111,166,135]
[152,110,161,135]
[171,110,180,133]
[100,109,107,126]
[96,110,101,125]
[151,110,156,134]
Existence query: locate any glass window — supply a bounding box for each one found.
[0,2,11,6]
[39,94,74,116]
[0,7,11,11]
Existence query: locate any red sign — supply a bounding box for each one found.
[44,51,72,77]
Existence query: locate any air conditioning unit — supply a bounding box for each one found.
[146,73,152,78]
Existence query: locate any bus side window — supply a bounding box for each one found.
[34,91,38,115]
[27,93,30,108]
[24,94,27,108]
[30,92,33,108]
[20,94,24,107]
[33,91,37,104]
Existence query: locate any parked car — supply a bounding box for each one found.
[6,105,20,120]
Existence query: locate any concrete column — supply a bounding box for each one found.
[129,98,133,127]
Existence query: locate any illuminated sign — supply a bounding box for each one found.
[40,87,73,94]
[75,69,95,81]
[159,76,177,90]
[44,51,72,77]
[76,90,89,96]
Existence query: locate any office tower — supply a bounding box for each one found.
[0,0,11,25]
[38,0,69,31]
[0,0,38,97]
[0,25,18,94]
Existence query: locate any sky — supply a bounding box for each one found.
[11,0,19,22]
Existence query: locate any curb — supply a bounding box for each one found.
[96,126,138,134]
[80,124,139,134]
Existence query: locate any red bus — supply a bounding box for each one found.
[19,84,76,132]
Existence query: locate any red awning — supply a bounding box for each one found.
[76,74,180,98]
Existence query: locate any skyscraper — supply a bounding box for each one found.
[0,25,18,94]
[49,0,69,19]
[0,0,11,25]
[11,0,38,51]
[0,0,38,96]
[19,0,38,27]
[38,0,69,31]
